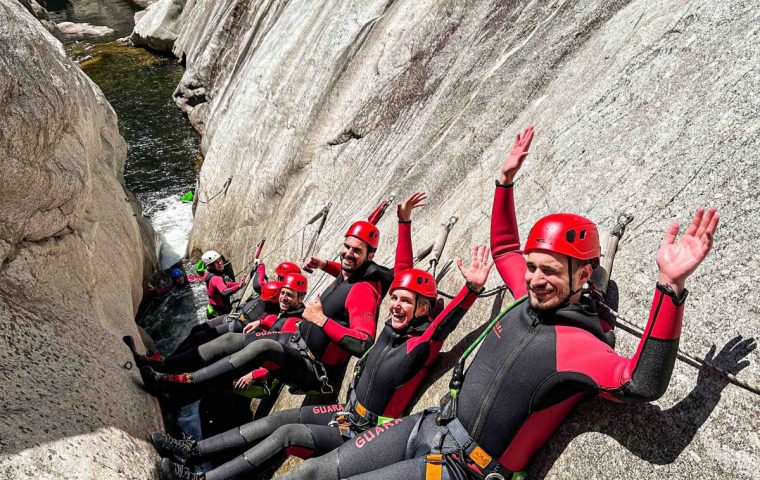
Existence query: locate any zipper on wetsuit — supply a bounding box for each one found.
[471,321,542,439]
[363,332,395,402]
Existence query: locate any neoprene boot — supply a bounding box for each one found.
[150,433,199,461]
[159,458,204,480]
[123,336,164,369]
[139,366,195,396]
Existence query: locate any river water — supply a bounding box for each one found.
[45,0,207,351]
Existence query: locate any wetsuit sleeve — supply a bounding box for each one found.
[395,221,414,274]
[322,260,342,277]
[154,284,173,295]
[321,282,379,356]
[259,314,276,331]
[251,263,267,294]
[490,184,528,298]
[560,284,685,402]
[186,275,204,282]
[209,275,242,298]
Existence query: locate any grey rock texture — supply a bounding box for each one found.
[153,0,758,477]
[130,0,186,52]
[16,0,62,39]
[0,1,161,478]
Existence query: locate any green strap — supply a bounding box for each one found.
[449,295,528,398]
[460,295,528,361]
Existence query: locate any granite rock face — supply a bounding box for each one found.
[0,1,161,478]
[130,0,186,52]
[150,0,757,477]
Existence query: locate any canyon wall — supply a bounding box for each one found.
[0,1,161,478]
[138,0,758,477]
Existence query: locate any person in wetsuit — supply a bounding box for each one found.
[269,125,720,480]
[202,250,250,319]
[151,197,496,480]
[139,215,401,400]
[130,273,309,379]
[166,261,302,355]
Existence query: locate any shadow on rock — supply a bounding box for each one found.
[529,335,757,478]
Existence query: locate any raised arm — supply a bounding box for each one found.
[490,126,533,298]
[395,192,427,274]
[564,208,719,402]
[250,262,267,294]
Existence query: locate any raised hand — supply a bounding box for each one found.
[657,207,719,294]
[499,125,534,185]
[397,191,428,222]
[456,244,495,291]
[302,256,326,273]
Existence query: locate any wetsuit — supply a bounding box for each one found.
[158,224,481,480]
[172,264,270,353]
[148,238,399,400]
[151,305,305,375]
[205,268,246,318]
[277,183,686,480]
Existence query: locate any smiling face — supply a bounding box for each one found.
[388,288,430,330]
[279,287,303,311]
[524,251,592,310]
[339,236,374,275]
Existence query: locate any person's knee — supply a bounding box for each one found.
[230,338,283,368]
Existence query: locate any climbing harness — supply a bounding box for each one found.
[288,328,334,394]
[404,296,528,480]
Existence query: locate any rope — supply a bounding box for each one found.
[595,298,760,397]
[437,285,508,299]
[197,176,233,204]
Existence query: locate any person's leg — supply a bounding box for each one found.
[140,337,289,399]
[151,407,301,460]
[277,412,424,480]
[344,458,429,480]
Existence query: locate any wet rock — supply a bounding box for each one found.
[0,0,160,478]
[130,0,186,52]
[57,21,114,37]
[148,0,758,477]
[16,0,61,39]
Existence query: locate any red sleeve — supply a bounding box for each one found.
[259,314,276,331]
[408,285,477,357]
[322,281,379,356]
[323,260,341,277]
[209,275,241,296]
[556,284,684,402]
[186,274,205,282]
[154,284,173,295]
[395,222,414,274]
[252,263,266,293]
[490,185,528,298]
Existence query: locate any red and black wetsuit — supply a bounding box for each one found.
[276,183,686,480]
[171,264,271,354]
[205,270,244,317]
[160,223,481,480]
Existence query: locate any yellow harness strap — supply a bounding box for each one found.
[425,453,444,480]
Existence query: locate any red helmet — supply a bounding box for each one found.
[281,273,308,294]
[345,221,380,250]
[260,281,282,302]
[390,269,437,299]
[275,261,302,277]
[524,213,600,263]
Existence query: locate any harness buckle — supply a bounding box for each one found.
[484,474,505,480]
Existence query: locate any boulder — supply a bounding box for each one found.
[130,0,186,52]
[0,1,161,478]
[57,21,114,38]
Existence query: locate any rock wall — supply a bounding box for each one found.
[0,1,161,478]
[140,0,758,477]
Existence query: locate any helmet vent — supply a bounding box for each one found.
[565,229,576,243]
[579,230,587,240]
